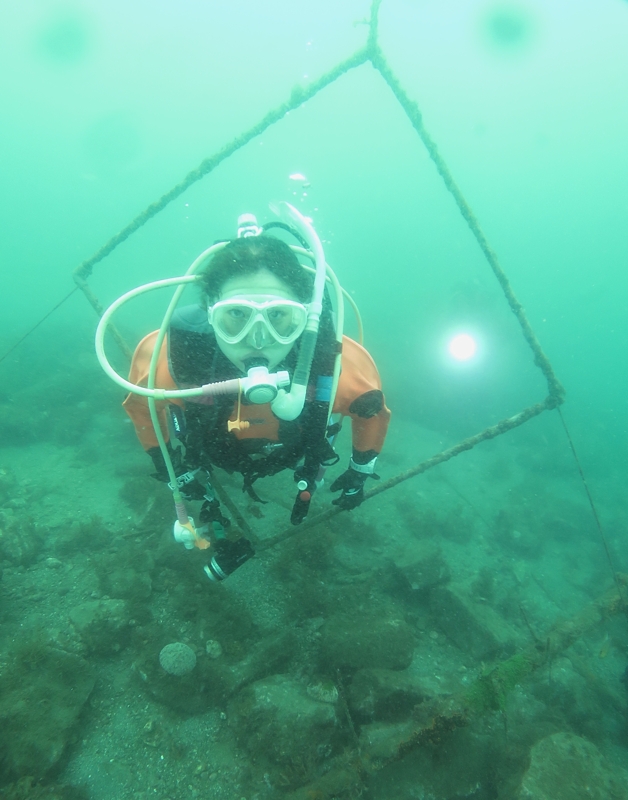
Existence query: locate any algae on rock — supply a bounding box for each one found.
[0,645,94,783]
[517,732,628,800]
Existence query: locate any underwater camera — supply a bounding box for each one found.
[204,537,255,582]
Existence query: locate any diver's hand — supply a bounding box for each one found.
[147,447,208,500]
[177,474,208,501]
[330,454,379,510]
[148,444,184,482]
[200,498,231,531]
[168,468,211,501]
[330,469,368,510]
[173,519,198,550]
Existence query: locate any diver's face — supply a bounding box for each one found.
[212,269,301,371]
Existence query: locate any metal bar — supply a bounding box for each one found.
[259,399,555,551]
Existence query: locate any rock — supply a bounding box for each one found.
[139,629,298,716]
[51,516,111,556]
[517,732,628,799]
[99,555,153,600]
[205,639,223,659]
[0,514,44,566]
[0,647,94,781]
[69,598,130,654]
[363,722,503,799]
[430,585,520,660]
[392,542,451,596]
[319,612,416,671]
[306,678,339,704]
[228,675,344,769]
[88,540,155,599]
[137,652,229,716]
[0,466,17,498]
[359,719,417,761]
[0,776,86,799]
[348,668,427,722]
[159,642,197,676]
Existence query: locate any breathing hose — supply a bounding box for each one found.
[95,206,357,543]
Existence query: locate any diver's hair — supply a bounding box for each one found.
[200,235,313,304]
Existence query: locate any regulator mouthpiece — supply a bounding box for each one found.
[241,364,290,404]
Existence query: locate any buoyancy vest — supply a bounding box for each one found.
[123,305,391,488]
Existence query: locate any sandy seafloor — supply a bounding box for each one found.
[1,334,627,800]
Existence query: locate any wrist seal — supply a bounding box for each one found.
[349,456,378,475]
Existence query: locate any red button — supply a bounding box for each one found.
[299,491,311,502]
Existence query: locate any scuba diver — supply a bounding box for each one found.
[99,204,390,581]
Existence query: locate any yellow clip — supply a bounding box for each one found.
[227,385,250,433]
[181,519,211,551]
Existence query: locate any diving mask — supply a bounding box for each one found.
[209,298,308,347]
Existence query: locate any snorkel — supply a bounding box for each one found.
[269,202,327,421]
[95,203,329,414]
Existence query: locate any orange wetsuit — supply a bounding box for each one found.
[124,334,388,452]
[123,307,390,487]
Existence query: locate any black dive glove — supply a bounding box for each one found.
[177,471,212,501]
[148,444,184,482]
[200,498,231,531]
[330,452,379,510]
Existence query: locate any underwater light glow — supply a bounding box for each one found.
[448,333,477,361]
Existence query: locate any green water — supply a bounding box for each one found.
[1,2,627,798]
